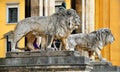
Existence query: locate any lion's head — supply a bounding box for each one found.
[66,9,81,29]
[92,28,115,46]
[52,8,81,34]
[56,8,81,29]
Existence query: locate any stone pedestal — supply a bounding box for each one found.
[0,51,92,72]
[91,61,120,72]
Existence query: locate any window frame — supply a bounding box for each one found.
[6,5,19,24]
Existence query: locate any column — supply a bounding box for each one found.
[39,0,43,16]
[44,0,48,16]
[48,0,55,15]
[82,0,85,33]
[85,0,95,33]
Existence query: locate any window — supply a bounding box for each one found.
[8,8,18,23]
[7,5,19,23]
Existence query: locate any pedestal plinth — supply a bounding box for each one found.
[0,51,92,72]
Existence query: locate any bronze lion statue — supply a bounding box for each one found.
[12,9,81,51]
[66,28,115,61]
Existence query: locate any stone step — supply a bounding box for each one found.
[91,62,120,72]
[0,56,90,67]
[6,51,76,58]
[92,66,120,72]
[0,51,92,72]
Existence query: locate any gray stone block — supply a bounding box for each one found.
[0,56,90,66]
[6,51,78,58]
[0,51,92,72]
[91,62,120,72]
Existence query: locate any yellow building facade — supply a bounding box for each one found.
[0,0,120,66]
[95,0,120,66]
[0,0,25,57]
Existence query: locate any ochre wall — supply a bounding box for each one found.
[0,0,25,57]
[95,0,120,66]
[65,0,71,9]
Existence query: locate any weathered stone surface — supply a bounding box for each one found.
[6,51,82,58]
[92,66,120,72]
[0,56,90,67]
[91,61,120,72]
[91,61,112,66]
[0,51,92,72]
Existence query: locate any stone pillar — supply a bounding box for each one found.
[82,0,86,33]
[48,0,55,15]
[44,0,48,16]
[39,0,43,16]
[40,0,55,16]
[85,0,95,33]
